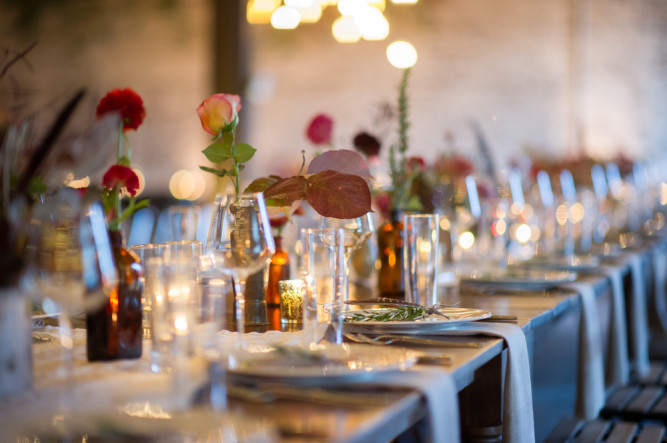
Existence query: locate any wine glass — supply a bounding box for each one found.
[320,213,374,301]
[206,193,275,337]
[22,190,118,415]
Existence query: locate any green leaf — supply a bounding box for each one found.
[233,143,256,164]
[305,170,372,219]
[245,175,282,193]
[202,142,233,163]
[263,176,308,207]
[199,165,231,177]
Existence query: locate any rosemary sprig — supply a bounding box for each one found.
[345,306,428,322]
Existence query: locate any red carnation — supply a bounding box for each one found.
[306,113,333,145]
[96,88,146,132]
[102,164,140,197]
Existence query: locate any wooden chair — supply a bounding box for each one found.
[545,417,665,443]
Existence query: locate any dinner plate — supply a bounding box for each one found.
[520,254,600,272]
[458,269,577,291]
[229,343,417,386]
[342,307,492,333]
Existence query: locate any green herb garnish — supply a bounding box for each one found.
[344,306,428,322]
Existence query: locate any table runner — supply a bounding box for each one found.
[559,281,605,420]
[358,321,534,443]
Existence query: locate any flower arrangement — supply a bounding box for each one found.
[96,88,149,232]
[197,93,372,219]
[197,93,255,197]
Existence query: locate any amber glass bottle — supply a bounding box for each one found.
[377,211,405,299]
[86,230,142,361]
[267,236,290,306]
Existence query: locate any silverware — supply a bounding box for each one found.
[342,333,453,365]
[479,315,519,323]
[344,332,482,348]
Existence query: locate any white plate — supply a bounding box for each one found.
[459,269,577,291]
[520,254,600,272]
[229,343,417,386]
[342,307,492,333]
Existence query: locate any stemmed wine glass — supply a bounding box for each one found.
[22,189,118,415]
[320,213,374,301]
[206,193,275,337]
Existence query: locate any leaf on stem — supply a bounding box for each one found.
[306,149,372,180]
[305,170,372,219]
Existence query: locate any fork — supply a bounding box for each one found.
[344,332,482,348]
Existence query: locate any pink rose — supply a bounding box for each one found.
[306,113,333,145]
[196,93,242,136]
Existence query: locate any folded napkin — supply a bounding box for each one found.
[560,281,605,420]
[352,367,459,443]
[589,264,630,387]
[366,322,534,443]
[626,253,650,377]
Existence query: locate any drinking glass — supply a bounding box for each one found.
[319,213,374,300]
[22,191,118,412]
[403,214,440,306]
[206,193,275,336]
[165,240,202,261]
[301,227,345,345]
[130,243,166,339]
[169,205,199,241]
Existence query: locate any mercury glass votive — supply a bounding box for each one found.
[278,279,304,324]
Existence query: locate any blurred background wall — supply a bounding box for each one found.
[1,0,666,202]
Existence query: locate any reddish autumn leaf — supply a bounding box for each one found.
[306,149,371,180]
[305,170,372,219]
[262,175,308,207]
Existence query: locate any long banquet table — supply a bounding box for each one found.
[1,235,666,442]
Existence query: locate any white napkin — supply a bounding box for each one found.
[627,253,650,377]
[649,244,667,335]
[369,322,534,443]
[560,281,605,420]
[592,265,630,387]
[353,367,459,443]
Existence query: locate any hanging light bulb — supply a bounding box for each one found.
[332,16,361,43]
[386,40,418,68]
[354,5,389,40]
[271,6,301,29]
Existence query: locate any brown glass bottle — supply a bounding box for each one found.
[86,230,142,361]
[377,211,405,299]
[266,236,290,306]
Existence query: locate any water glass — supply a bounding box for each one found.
[195,253,230,361]
[403,214,440,307]
[301,227,345,345]
[165,240,202,261]
[169,205,199,241]
[144,256,197,373]
[130,243,166,339]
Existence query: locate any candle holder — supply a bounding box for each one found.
[278,279,304,324]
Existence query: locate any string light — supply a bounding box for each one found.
[247,0,415,43]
